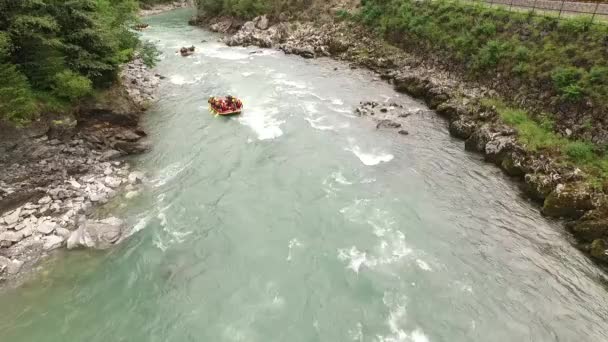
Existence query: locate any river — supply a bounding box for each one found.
[1,9,607,342]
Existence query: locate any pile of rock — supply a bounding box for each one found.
[139,0,190,17]
[0,57,159,284]
[120,57,161,107]
[225,15,289,49]
[355,101,414,136]
[0,161,147,281]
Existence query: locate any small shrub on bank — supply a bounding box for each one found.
[565,141,595,163]
[52,71,93,101]
[140,41,162,68]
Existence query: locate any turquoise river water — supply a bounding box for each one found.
[1,9,608,342]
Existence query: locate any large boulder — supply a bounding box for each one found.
[255,15,269,30]
[484,135,517,165]
[569,205,608,242]
[0,256,23,277]
[524,173,556,202]
[67,216,126,250]
[209,18,234,33]
[590,239,608,262]
[542,182,595,219]
[499,152,526,177]
[465,124,494,153]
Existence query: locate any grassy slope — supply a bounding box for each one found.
[354,0,608,183]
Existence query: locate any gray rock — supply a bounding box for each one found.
[125,191,140,200]
[56,227,71,239]
[0,231,24,246]
[37,220,57,235]
[256,15,269,30]
[3,208,21,225]
[43,235,64,251]
[100,149,122,161]
[69,179,82,189]
[89,192,107,203]
[0,256,23,275]
[104,176,122,188]
[67,216,125,250]
[104,167,113,175]
[128,171,144,185]
[15,216,37,231]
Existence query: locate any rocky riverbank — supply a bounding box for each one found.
[139,0,191,17]
[194,14,608,270]
[0,57,160,287]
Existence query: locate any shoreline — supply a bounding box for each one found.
[0,58,160,288]
[138,1,191,17]
[192,14,608,273]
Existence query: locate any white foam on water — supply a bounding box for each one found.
[274,78,308,89]
[241,72,254,77]
[304,117,335,131]
[169,75,193,85]
[346,145,394,166]
[153,161,191,187]
[416,259,432,271]
[239,107,284,140]
[331,98,344,105]
[153,235,168,252]
[202,45,250,60]
[349,322,363,342]
[378,293,430,342]
[286,238,302,261]
[332,171,353,185]
[339,199,371,223]
[158,212,167,227]
[304,102,319,114]
[339,201,413,272]
[338,246,368,273]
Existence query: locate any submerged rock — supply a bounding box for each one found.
[67,216,126,250]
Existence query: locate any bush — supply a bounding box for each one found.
[52,71,93,101]
[551,67,585,101]
[473,40,509,70]
[140,41,161,68]
[564,141,595,163]
[0,64,37,122]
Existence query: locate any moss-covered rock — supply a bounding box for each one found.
[449,119,476,140]
[542,182,595,219]
[590,239,608,262]
[524,173,557,202]
[500,153,525,177]
[570,205,608,242]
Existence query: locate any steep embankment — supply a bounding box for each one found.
[191,0,608,269]
[0,0,169,286]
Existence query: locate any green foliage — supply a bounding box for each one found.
[52,70,93,101]
[0,63,37,122]
[358,0,608,107]
[336,10,351,21]
[140,41,161,68]
[472,40,509,70]
[487,98,607,171]
[0,0,140,122]
[197,0,311,19]
[551,67,585,101]
[564,141,595,163]
[198,0,268,19]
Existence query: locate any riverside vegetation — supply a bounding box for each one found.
[0,0,168,285]
[193,0,608,268]
[0,0,164,123]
